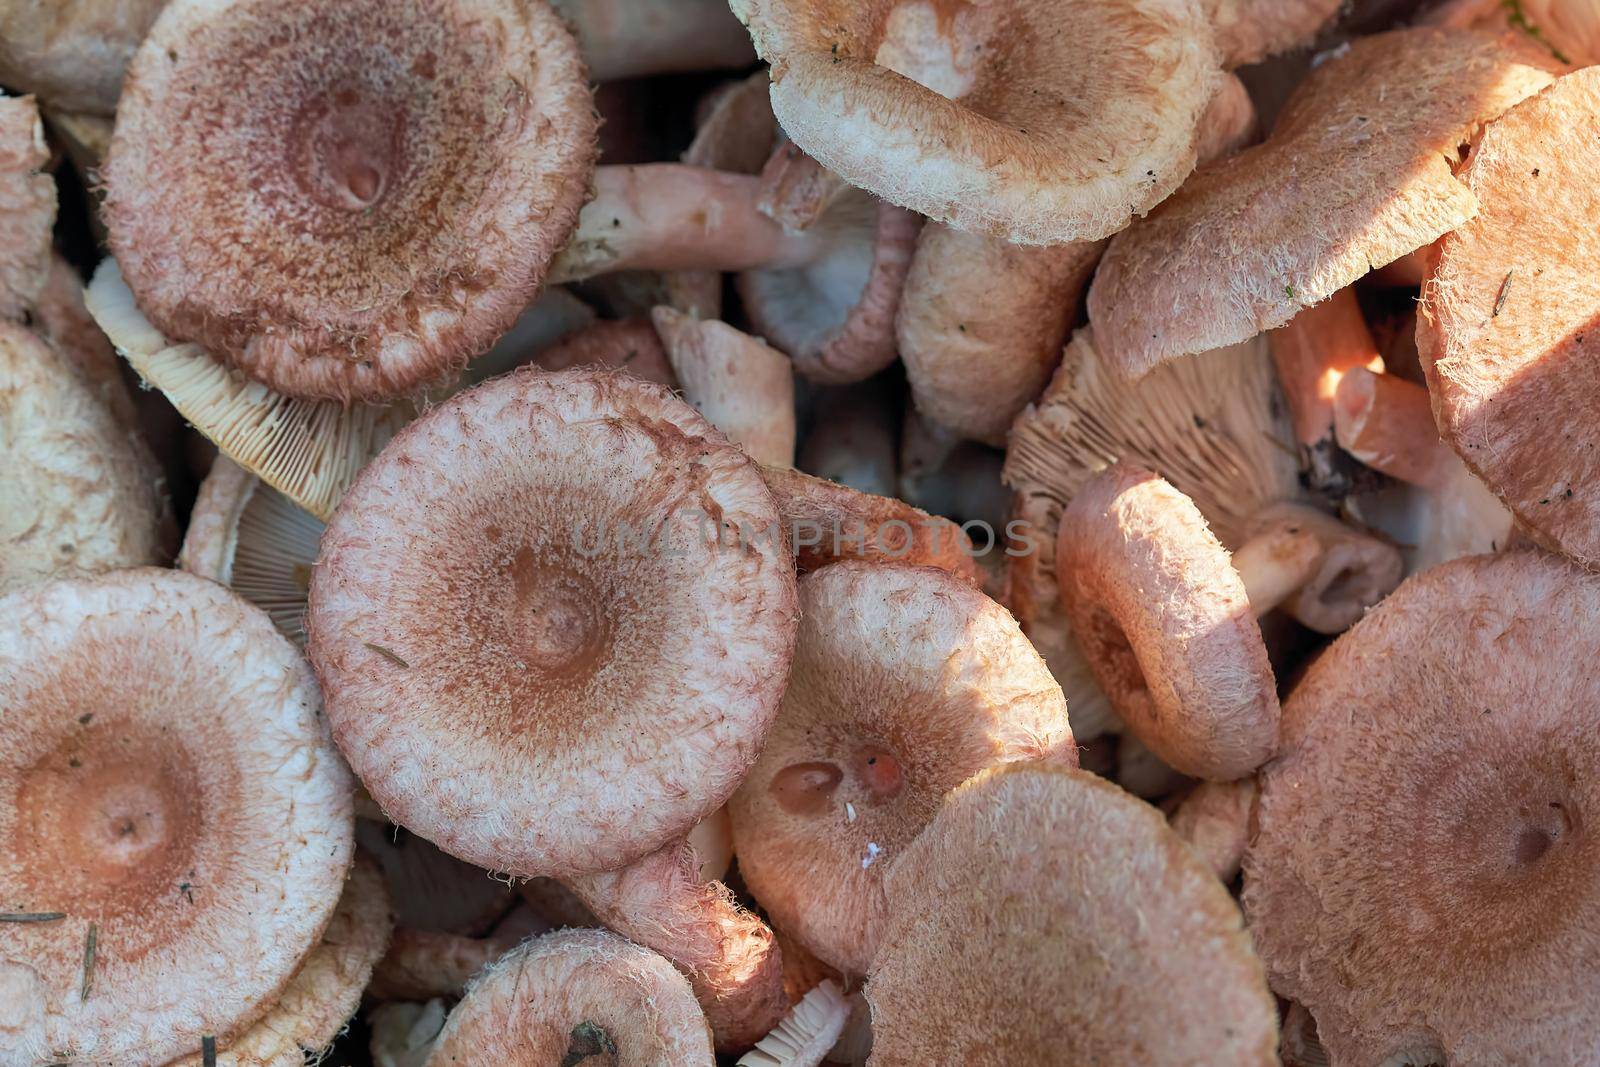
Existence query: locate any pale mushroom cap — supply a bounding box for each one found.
[1423,67,1600,567]
[1056,463,1279,780]
[1244,551,1600,1066]
[0,321,164,595]
[425,929,715,1066]
[0,0,167,114]
[730,561,1073,976]
[0,569,353,1066]
[866,764,1278,1065]
[0,92,53,320]
[732,0,1221,245]
[167,854,394,1067]
[103,0,598,403]
[1208,0,1342,67]
[653,306,797,468]
[1089,28,1559,378]
[307,367,799,879]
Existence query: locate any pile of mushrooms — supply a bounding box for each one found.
[7,0,1600,1063]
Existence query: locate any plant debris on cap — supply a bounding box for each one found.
[731,0,1221,246]
[1244,551,1600,1065]
[730,561,1073,976]
[866,764,1278,1065]
[0,569,353,1065]
[425,928,715,1065]
[0,0,167,114]
[0,92,53,321]
[167,854,394,1067]
[1423,67,1600,568]
[101,0,598,403]
[0,321,165,596]
[307,367,799,880]
[1056,463,1279,780]
[1089,28,1560,379]
[1208,0,1344,67]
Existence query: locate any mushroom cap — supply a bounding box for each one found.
[102,0,598,403]
[307,367,799,879]
[180,456,325,645]
[167,853,394,1067]
[1422,67,1600,567]
[738,979,851,1067]
[730,561,1073,976]
[739,195,921,385]
[653,306,797,467]
[1088,28,1559,379]
[1427,0,1600,65]
[0,321,164,595]
[0,569,353,1065]
[1056,463,1279,780]
[425,928,715,1066]
[1209,0,1343,67]
[0,92,53,320]
[0,0,167,114]
[531,316,678,389]
[1244,551,1600,1065]
[731,0,1221,245]
[865,764,1278,1065]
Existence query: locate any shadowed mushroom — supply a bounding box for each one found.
[0,0,167,114]
[355,820,516,939]
[865,764,1278,1065]
[307,367,798,880]
[1209,0,1344,66]
[167,854,394,1067]
[457,287,598,387]
[798,382,898,498]
[653,307,797,467]
[32,255,140,431]
[553,0,756,81]
[425,929,715,1066]
[730,561,1073,976]
[1,321,165,594]
[1116,733,1195,801]
[1244,550,1600,1065]
[0,569,353,1065]
[528,316,677,388]
[0,93,53,321]
[1170,777,1257,882]
[101,0,598,404]
[370,1000,447,1067]
[366,924,528,1003]
[737,980,851,1067]
[1089,28,1559,379]
[730,0,1221,245]
[1422,66,1600,567]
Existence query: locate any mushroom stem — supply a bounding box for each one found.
[561,839,788,1053]
[1268,288,1386,451]
[1230,518,1327,617]
[1237,504,1403,634]
[553,0,755,82]
[1334,367,1454,490]
[652,307,796,467]
[550,166,825,284]
[757,143,851,233]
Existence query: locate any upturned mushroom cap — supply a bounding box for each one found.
[865,764,1278,1065]
[102,0,598,403]
[1056,463,1279,780]
[1244,551,1600,1065]
[1089,28,1559,379]
[731,0,1221,245]
[0,569,353,1065]
[730,561,1073,976]
[1422,67,1600,567]
[1,321,165,595]
[307,367,799,879]
[1208,0,1342,67]
[0,0,167,114]
[0,93,53,320]
[425,928,715,1066]
[167,854,394,1067]
[738,980,851,1067]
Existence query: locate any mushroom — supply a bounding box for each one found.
[653,306,797,467]
[1208,0,1344,67]
[1089,28,1559,379]
[1115,733,1196,801]
[552,0,756,82]
[166,853,394,1067]
[0,568,353,1065]
[307,367,798,881]
[526,315,677,388]
[1426,0,1599,65]
[737,980,851,1067]
[797,382,898,499]
[354,820,517,939]
[1169,777,1257,883]
[730,0,1222,245]
[1421,66,1600,567]
[101,0,598,404]
[759,464,981,583]
[730,561,1073,976]
[865,764,1278,1065]
[369,1000,447,1067]
[366,924,527,1003]
[180,457,324,645]
[425,929,715,1066]
[32,255,140,431]
[1243,550,1600,1064]
[0,92,53,321]
[459,286,598,387]
[0,0,167,115]
[1,321,166,595]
